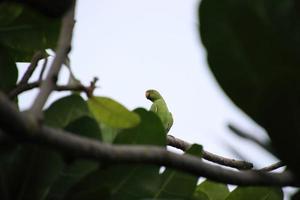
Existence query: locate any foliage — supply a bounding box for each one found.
[0,0,298,199]
[199,0,300,176]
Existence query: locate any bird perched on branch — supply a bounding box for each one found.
[145,89,173,133]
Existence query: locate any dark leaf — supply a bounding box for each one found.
[199,0,300,176]
[44,94,90,128]
[7,145,64,200]
[0,45,17,92]
[196,180,229,200]
[0,4,60,61]
[46,117,101,200]
[152,144,202,199]
[225,186,283,200]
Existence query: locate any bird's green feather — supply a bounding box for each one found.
[146,90,173,133]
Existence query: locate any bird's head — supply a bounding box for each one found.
[145,89,162,102]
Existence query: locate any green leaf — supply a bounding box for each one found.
[199,0,300,174]
[225,187,283,200]
[7,145,64,200]
[196,180,229,200]
[87,96,140,129]
[64,108,166,200]
[0,4,60,61]
[0,45,18,92]
[0,145,21,200]
[193,191,210,200]
[199,0,300,119]
[99,123,120,143]
[44,95,90,128]
[46,117,101,200]
[153,144,203,199]
[0,3,23,26]
[64,116,102,140]
[114,108,165,145]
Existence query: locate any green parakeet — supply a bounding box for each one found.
[145,89,173,133]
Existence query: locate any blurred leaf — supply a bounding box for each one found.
[7,145,64,200]
[64,108,166,200]
[292,190,300,200]
[0,45,17,92]
[87,96,140,129]
[99,123,119,143]
[114,108,165,145]
[64,116,102,140]
[193,191,210,200]
[153,144,202,199]
[0,4,60,61]
[199,0,300,118]
[225,187,283,200]
[44,94,90,128]
[196,180,229,200]
[0,145,21,200]
[0,3,23,26]
[199,0,300,175]
[46,117,101,200]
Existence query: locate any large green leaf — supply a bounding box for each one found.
[64,108,166,200]
[7,145,64,200]
[199,0,300,175]
[152,144,202,199]
[0,4,60,61]
[44,94,90,128]
[225,186,283,200]
[46,117,101,200]
[0,45,17,92]
[87,96,140,129]
[196,180,229,200]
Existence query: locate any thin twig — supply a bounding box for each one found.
[0,93,297,187]
[259,161,285,172]
[167,135,253,170]
[18,51,45,85]
[39,57,48,81]
[8,79,95,99]
[30,2,76,118]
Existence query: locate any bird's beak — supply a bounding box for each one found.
[145,91,150,100]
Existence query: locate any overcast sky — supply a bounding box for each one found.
[19,0,278,168]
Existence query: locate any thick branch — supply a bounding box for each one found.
[30,2,76,118]
[0,93,297,187]
[167,135,253,170]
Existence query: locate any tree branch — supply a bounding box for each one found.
[167,135,253,170]
[8,80,95,99]
[18,51,45,85]
[0,93,297,187]
[259,161,285,172]
[30,2,76,118]
[39,57,48,81]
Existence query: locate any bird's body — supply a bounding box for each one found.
[145,89,173,133]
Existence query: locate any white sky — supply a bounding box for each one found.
[19,0,278,168]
